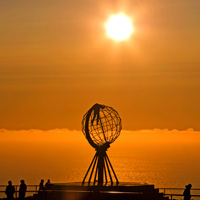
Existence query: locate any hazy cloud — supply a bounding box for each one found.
[0,128,200,144]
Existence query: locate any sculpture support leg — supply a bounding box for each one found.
[82,150,118,185]
[82,152,97,184]
[94,162,98,184]
[103,159,108,184]
[104,154,113,184]
[97,152,104,184]
[106,153,119,184]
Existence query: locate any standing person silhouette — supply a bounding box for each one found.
[45,179,51,188]
[5,181,15,199]
[19,180,27,200]
[183,184,192,200]
[39,180,45,190]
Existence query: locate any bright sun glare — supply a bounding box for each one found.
[106,14,134,41]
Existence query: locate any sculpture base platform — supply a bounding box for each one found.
[37,182,169,200]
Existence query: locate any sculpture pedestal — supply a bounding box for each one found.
[37,182,169,200]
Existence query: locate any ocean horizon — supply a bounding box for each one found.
[0,129,199,189]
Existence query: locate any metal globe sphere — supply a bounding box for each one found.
[82,103,122,149]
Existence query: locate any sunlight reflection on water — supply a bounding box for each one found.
[0,129,200,191]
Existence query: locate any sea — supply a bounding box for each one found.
[0,129,200,199]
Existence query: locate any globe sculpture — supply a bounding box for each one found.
[82,103,122,185]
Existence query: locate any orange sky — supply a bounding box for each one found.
[0,0,200,130]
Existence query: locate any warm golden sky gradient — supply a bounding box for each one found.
[0,0,200,130]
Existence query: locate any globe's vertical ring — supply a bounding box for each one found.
[84,106,98,149]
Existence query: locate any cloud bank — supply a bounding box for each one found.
[0,128,199,144]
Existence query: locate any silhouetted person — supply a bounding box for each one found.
[183,184,192,200]
[39,179,45,190]
[91,104,105,125]
[45,179,51,188]
[5,181,15,199]
[19,180,27,200]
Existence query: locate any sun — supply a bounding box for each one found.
[105,14,134,41]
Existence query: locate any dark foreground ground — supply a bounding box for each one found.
[1,182,169,200]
